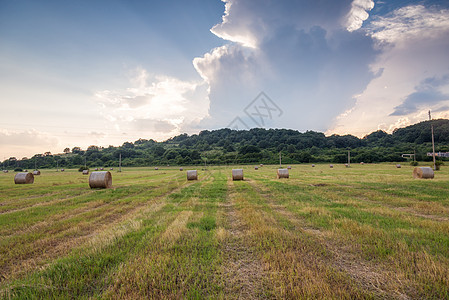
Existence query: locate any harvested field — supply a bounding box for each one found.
[1,164,448,299]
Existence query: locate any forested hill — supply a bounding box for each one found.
[3,119,449,170]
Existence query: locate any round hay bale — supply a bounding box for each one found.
[33,170,40,175]
[100,167,104,170]
[260,164,263,167]
[82,170,89,175]
[232,169,244,181]
[311,164,315,167]
[14,172,34,184]
[254,166,258,170]
[287,166,292,170]
[110,168,113,170]
[180,167,183,171]
[329,164,334,168]
[89,171,112,188]
[277,169,289,179]
[155,167,159,170]
[95,168,98,171]
[344,164,349,168]
[360,162,365,165]
[60,169,64,172]
[396,164,401,168]
[186,170,198,180]
[3,170,8,173]
[413,167,434,179]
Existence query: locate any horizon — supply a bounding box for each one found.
[2,0,449,159]
[2,117,444,161]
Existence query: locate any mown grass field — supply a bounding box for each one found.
[1,164,448,299]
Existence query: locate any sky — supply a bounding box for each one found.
[1,0,449,160]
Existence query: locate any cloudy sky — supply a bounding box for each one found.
[1,0,449,159]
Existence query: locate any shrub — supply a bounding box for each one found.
[78,166,89,172]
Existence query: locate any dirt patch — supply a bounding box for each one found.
[220,179,270,299]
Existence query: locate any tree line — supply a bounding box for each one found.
[3,119,449,170]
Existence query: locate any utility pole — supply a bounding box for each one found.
[119,153,122,172]
[429,110,436,170]
[347,149,351,167]
[279,151,282,168]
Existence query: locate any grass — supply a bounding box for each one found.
[1,164,449,299]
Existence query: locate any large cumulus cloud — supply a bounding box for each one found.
[194,0,378,131]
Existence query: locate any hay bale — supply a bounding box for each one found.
[3,170,8,173]
[311,164,315,167]
[155,167,159,170]
[82,170,89,175]
[344,164,349,168]
[33,170,40,175]
[396,164,401,168]
[329,164,334,168]
[14,172,34,184]
[413,167,434,179]
[60,169,64,172]
[187,170,198,180]
[260,164,263,167]
[100,167,104,170]
[254,166,258,170]
[277,169,289,179]
[287,166,292,170]
[89,171,112,188]
[95,168,98,171]
[360,162,365,165]
[180,167,183,171]
[110,168,113,170]
[232,169,244,181]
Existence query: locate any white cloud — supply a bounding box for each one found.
[194,0,377,132]
[329,4,449,136]
[370,5,449,44]
[94,68,210,139]
[345,0,375,32]
[0,129,59,159]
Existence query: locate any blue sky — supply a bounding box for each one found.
[1,0,449,159]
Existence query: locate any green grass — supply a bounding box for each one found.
[1,164,449,299]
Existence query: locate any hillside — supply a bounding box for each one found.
[3,119,449,170]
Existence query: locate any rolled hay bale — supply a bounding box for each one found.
[255,166,259,170]
[186,170,198,180]
[345,164,349,168]
[277,169,289,179]
[413,167,434,179]
[89,171,112,188]
[100,167,104,170]
[60,169,64,172]
[396,164,401,168]
[82,170,89,175]
[33,170,40,175]
[14,172,34,184]
[110,168,113,170]
[180,167,183,171]
[232,169,244,181]
[260,164,263,167]
[3,170,8,173]
[360,162,365,165]
[287,166,292,170]
[95,168,98,171]
[312,164,315,167]
[155,167,159,170]
[329,164,334,168]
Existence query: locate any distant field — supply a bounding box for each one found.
[1,164,448,299]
